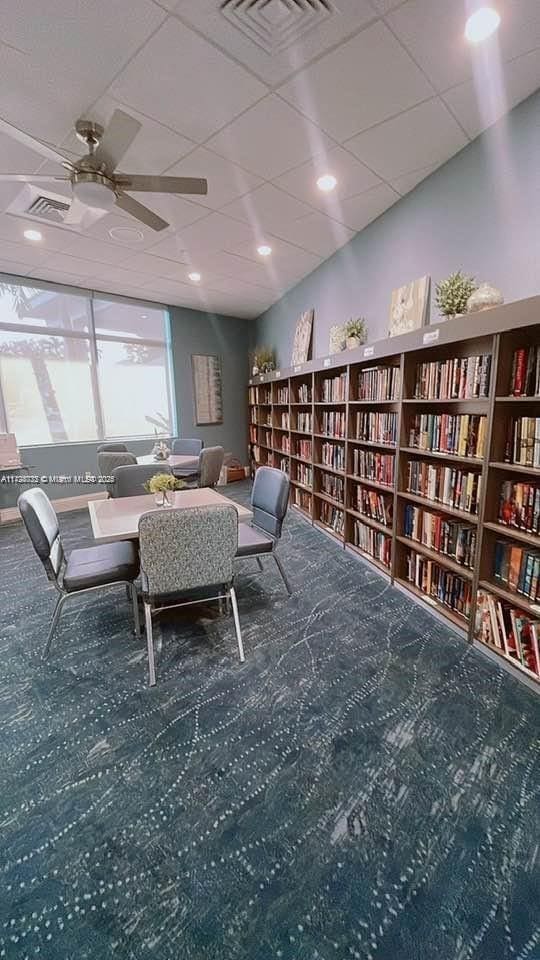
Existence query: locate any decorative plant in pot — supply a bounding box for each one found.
[435,271,477,320]
[345,317,367,350]
[144,472,186,507]
[252,346,276,375]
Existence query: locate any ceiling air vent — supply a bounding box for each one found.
[5,184,76,231]
[219,0,335,55]
[25,195,70,223]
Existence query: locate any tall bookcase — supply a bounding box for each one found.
[248,296,540,691]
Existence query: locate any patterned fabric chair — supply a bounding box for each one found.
[236,466,292,595]
[97,442,128,453]
[97,451,137,497]
[138,504,243,686]
[18,487,140,659]
[113,463,172,498]
[171,438,203,479]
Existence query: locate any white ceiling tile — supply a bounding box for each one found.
[118,194,209,232]
[0,132,45,177]
[190,251,277,288]
[0,259,33,279]
[221,184,313,234]
[171,0,376,87]
[149,212,255,260]
[334,183,400,232]
[269,212,355,259]
[273,145,382,210]
[0,238,50,267]
[165,147,263,209]
[388,0,540,93]
[41,252,104,276]
[119,251,190,279]
[86,263,152,288]
[278,21,433,141]
[370,0,404,11]
[83,212,166,251]
[0,216,75,251]
[26,267,87,287]
[390,163,439,196]
[60,95,195,175]
[110,18,267,143]
[442,49,540,139]
[206,95,333,180]
[54,236,136,267]
[346,98,468,180]
[230,238,322,288]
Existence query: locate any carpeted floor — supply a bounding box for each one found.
[1,480,539,960]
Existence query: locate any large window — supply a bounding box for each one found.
[0,278,175,446]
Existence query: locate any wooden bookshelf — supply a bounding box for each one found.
[247,296,540,689]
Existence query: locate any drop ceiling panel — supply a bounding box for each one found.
[86,263,153,288]
[110,18,267,143]
[221,183,313,235]
[118,251,190,280]
[278,21,433,141]
[206,95,334,180]
[83,213,170,252]
[41,252,107,277]
[149,212,257,260]
[390,163,439,197]
[165,147,263,209]
[230,238,322,288]
[334,183,400,232]
[117,194,209,233]
[0,260,33,279]
[0,132,46,178]
[273,146,382,211]
[0,238,50,268]
[0,217,75,251]
[269,211,355,259]
[345,98,468,181]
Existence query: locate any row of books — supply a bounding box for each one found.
[353,521,392,568]
[354,486,393,527]
[295,383,311,403]
[320,373,347,402]
[318,501,344,534]
[248,387,271,405]
[406,550,472,617]
[295,412,312,434]
[494,540,540,601]
[251,445,270,465]
[320,473,344,503]
[510,345,540,397]
[476,590,540,676]
[498,480,540,534]
[278,412,290,429]
[294,439,312,461]
[503,417,540,467]
[295,463,312,487]
[319,443,345,471]
[259,413,272,427]
[293,488,311,513]
[250,408,258,425]
[351,450,394,487]
[406,461,481,515]
[356,365,400,401]
[353,411,397,446]
[276,435,290,453]
[275,387,289,404]
[249,425,257,444]
[414,354,491,400]
[259,429,272,448]
[321,410,346,438]
[408,413,486,459]
[277,456,289,473]
[404,505,476,568]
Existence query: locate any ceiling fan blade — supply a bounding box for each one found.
[115,191,169,231]
[115,174,208,195]
[0,174,71,182]
[0,116,74,168]
[93,109,142,171]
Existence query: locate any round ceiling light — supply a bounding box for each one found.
[257,244,272,257]
[317,173,337,192]
[465,7,501,43]
[73,178,116,211]
[23,228,42,242]
[188,272,201,283]
[108,225,145,243]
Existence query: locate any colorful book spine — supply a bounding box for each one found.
[406,549,472,617]
[503,417,540,467]
[475,589,540,678]
[321,410,346,437]
[498,480,540,533]
[408,413,486,458]
[319,501,344,534]
[355,411,397,445]
[353,520,392,567]
[414,354,491,399]
[404,505,476,567]
[406,461,481,514]
[320,442,345,471]
[356,365,401,401]
[321,373,347,402]
[352,450,394,487]
[294,439,312,460]
[321,473,344,503]
[510,345,540,397]
[296,412,312,433]
[354,486,393,527]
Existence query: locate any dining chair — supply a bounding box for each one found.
[97,442,128,453]
[113,463,172,498]
[18,487,140,659]
[236,466,292,595]
[138,503,244,686]
[171,438,203,479]
[198,446,224,488]
[97,451,137,497]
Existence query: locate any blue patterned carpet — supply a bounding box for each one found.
[1,480,539,960]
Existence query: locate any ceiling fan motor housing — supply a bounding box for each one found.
[72,170,116,211]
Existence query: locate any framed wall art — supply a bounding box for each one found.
[191,354,223,425]
[389,276,431,337]
[291,309,314,365]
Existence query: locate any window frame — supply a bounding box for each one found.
[0,273,177,448]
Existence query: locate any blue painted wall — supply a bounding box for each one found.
[253,90,540,365]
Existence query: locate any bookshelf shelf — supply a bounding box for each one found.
[247,296,540,689]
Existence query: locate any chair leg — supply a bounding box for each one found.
[229,586,245,663]
[256,556,264,571]
[144,603,156,686]
[130,582,141,637]
[43,593,68,660]
[273,552,292,596]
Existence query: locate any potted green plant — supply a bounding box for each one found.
[345,318,367,350]
[144,472,186,507]
[253,346,276,375]
[435,271,477,320]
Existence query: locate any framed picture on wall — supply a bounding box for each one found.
[389,276,431,337]
[191,354,223,425]
[291,309,314,365]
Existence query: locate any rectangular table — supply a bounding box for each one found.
[136,454,199,470]
[89,488,252,544]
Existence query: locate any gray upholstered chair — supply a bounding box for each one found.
[97,451,137,497]
[198,446,224,488]
[113,463,172,498]
[236,466,292,595]
[97,442,128,453]
[138,504,244,686]
[172,438,203,479]
[18,487,140,659]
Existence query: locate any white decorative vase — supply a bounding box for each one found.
[467,282,504,313]
[346,336,361,350]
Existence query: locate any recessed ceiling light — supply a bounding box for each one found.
[257,244,272,257]
[317,174,337,193]
[140,314,148,320]
[108,225,145,243]
[465,7,501,43]
[188,272,201,283]
[23,228,42,242]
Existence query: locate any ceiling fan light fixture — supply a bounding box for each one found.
[72,176,116,211]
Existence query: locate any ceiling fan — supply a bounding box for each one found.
[0,109,208,231]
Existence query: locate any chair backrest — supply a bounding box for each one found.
[97,442,128,453]
[113,463,172,498]
[139,504,238,598]
[199,446,224,488]
[18,487,64,584]
[172,438,203,457]
[251,466,290,539]
[97,451,137,496]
